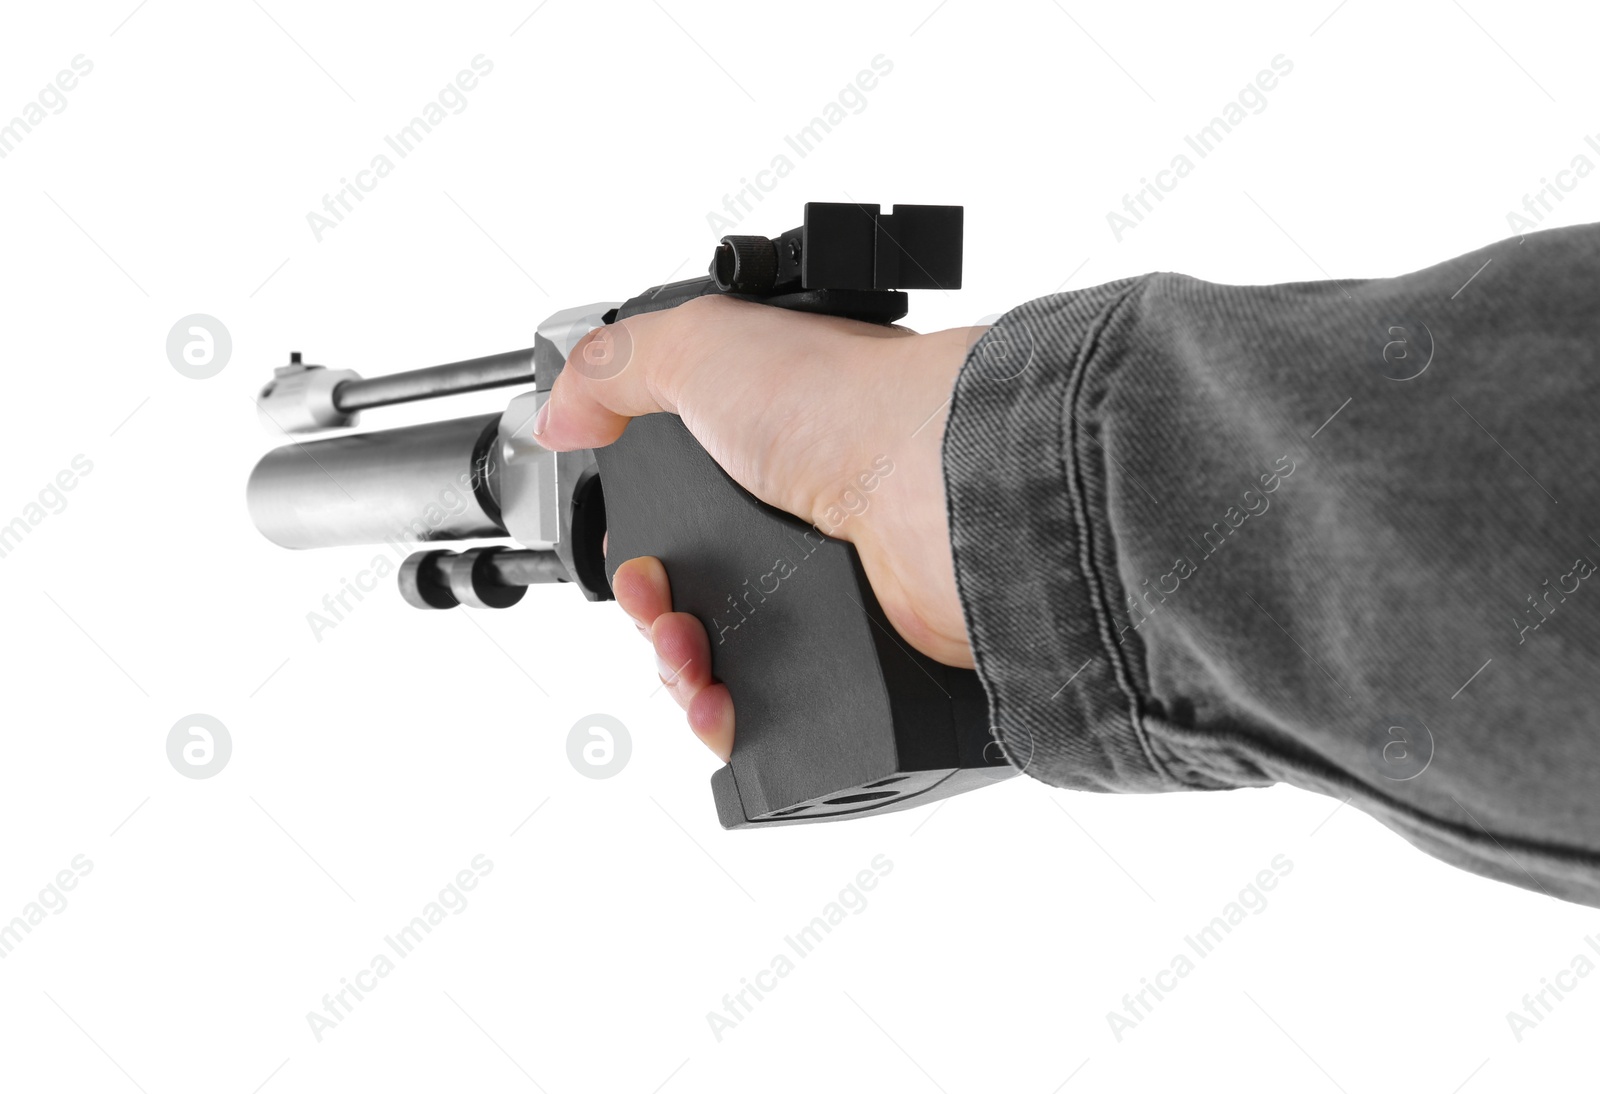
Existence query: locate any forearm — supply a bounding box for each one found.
[944,223,1600,904]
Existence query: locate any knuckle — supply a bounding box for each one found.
[679,293,724,314]
[678,293,745,322]
[569,323,632,382]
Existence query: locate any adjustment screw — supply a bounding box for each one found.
[710,235,780,294]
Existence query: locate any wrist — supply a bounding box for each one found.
[845,326,981,668]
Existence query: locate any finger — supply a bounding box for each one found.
[533,308,689,452]
[687,685,735,763]
[651,610,712,713]
[612,556,671,639]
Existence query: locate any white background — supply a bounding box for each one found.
[2,1,1597,1091]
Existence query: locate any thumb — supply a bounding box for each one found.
[530,310,690,452]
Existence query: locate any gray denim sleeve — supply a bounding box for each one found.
[942,222,1600,906]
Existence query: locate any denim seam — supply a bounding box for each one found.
[1059,277,1181,788]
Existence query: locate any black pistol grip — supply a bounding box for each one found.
[596,413,1011,830]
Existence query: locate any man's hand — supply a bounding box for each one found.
[533,295,983,761]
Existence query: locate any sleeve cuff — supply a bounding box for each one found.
[940,279,1178,793]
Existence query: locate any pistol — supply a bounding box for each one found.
[246,202,1014,828]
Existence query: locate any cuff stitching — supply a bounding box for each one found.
[1057,278,1180,787]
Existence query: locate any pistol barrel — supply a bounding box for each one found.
[247,413,505,550]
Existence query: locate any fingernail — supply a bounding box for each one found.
[532,400,550,437]
[656,652,677,685]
